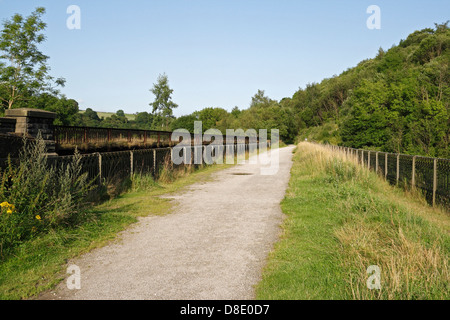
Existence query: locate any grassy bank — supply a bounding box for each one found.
[256,142,449,300]
[0,162,230,300]
[296,122,341,145]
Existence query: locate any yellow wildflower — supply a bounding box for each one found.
[6,208,12,214]
[35,215,41,220]
[0,201,9,207]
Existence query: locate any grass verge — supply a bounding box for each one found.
[0,163,230,300]
[256,142,449,300]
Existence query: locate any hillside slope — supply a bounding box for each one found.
[289,22,449,158]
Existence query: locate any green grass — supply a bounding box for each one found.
[0,163,230,300]
[256,142,449,300]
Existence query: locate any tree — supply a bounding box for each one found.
[250,89,274,108]
[170,114,197,133]
[197,107,229,132]
[30,93,79,125]
[135,111,153,129]
[149,73,178,129]
[116,109,126,118]
[231,106,241,118]
[84,108,100,122]
[0,7,65,109]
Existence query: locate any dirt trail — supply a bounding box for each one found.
[39,145,295,300]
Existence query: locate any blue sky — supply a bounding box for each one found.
[0,0,448,116]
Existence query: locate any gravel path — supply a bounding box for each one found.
[39,145,295,300]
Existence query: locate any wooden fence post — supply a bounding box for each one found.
[385,154,388,180]
[433,158,437,207]
[396,154,400,185]
[130,151,134,178]
[375,152,379,173]
[368,151,371,170]
[411,156,416,189]
[98,152,102,185]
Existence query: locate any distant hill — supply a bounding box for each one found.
[78,110,136,121]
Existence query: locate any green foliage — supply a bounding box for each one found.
[0,7,65,110]
[149,73,178,129]
[170,113,198,132]
[14,93,79,125]
[0,135,93,257]
[134,111,153,128]
[197,107,229,133]
[291,22,449,157]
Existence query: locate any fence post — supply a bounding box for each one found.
[98,152,102,185]
[375,152,379,173]
[368,151,371,170]
[385,154,388,180]
[130,151,134,178]
[83,127,88,144]
[153,149,157,176]
[396,154,400,185]
[183,146,188,166]
[411,156,416,189]
[432,158,437,207]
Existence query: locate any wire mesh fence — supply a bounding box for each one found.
[326,145,450,209]
[386,153,398,186]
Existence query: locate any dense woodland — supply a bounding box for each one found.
[0,8,448,157]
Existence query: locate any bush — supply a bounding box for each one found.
[0,135,93,257]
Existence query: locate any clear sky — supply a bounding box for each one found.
[0,0,448,116]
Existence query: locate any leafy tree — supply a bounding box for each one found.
[231,106,241,118]
[0,7,65,109]
[250,89,275,108]
[84,108,100,122]
[149,73,178,129]
[170,114,197,133]
[135,111,153,129]
[197,107,229,132]
[102,112,128,128]
[116,109,126,118]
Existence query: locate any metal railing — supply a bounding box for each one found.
[53,125,173,148]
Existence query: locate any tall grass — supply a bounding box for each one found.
[257,142,449,300]
[0,135,94,258]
